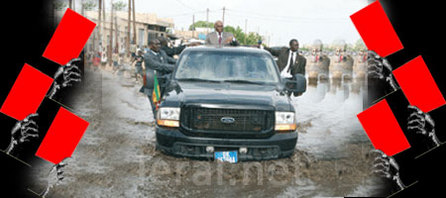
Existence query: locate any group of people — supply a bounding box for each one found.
[135,20,307,117]
[88,46,133,75]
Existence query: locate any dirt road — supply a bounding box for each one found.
[30,67,385,197]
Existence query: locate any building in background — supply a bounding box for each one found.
[81,10,174,53]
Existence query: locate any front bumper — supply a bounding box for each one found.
[155,126,297,161]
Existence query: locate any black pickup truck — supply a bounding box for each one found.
[155,46,306,162]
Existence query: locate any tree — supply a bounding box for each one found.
[82,0,97,11]
[113,1,127,11]
[189,21,263,45]
[224,25,262,45]
[353,39,366,51]
[54,0,67,10]
[223,26,235,33]
[189,21,214,30]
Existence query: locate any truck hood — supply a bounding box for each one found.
[162,81,293,112]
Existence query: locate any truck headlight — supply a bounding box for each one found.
[157,107,180,127]
[275,111,296,131]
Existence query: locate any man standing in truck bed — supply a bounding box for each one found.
[205,20,238,46]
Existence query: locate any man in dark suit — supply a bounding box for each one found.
[139,39,176,117]
[265,39,306,77]
[158,37,186,58]
[265,39,307,96]
[205,20,238,46]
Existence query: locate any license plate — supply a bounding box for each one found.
[214,151,238,163]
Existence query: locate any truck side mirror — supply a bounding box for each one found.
[284,74,307,96]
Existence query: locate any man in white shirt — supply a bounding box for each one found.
[280,48,299,78]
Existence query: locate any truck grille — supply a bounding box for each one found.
[181,107,274,133]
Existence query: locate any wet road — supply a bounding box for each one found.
[30,67,385,197]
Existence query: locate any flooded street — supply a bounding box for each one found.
[30,67,385,197]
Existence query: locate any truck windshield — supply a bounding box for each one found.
[175,51,280,84]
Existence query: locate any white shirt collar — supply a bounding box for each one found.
[150,49,158,56]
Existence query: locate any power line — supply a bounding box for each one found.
[173,0,196,11]
[161,9,220,18]
[225,10,348,24]
[225,8,348,22]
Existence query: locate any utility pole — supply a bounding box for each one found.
[244,19,247,44]
[266,31,270,46]
[81,0,85,16]
[115,15,119,54]
[127,0,131,54]
[132,0,136,46]
[109,0,114,65]
[268,35,270,46]
[192,14,195,38]
[222,7,225,24]
[206,8,209,34]
[103,0,106,49]
[270,33,273,46]
[98,0,102,50]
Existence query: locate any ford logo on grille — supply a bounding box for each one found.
[221,117,235,124]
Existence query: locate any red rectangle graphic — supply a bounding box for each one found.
[357,99,411,156]
[393,56,445,113]
[35,107,89,164]
[0,64,53,120]
[42,8,96,65]
[350,1,404,57]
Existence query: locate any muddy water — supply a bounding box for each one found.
[30,68,385,197]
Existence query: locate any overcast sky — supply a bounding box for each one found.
[103,0,370,46]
